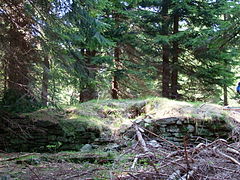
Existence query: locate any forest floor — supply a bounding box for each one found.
[1,139,240,180]
[1,97,240,180]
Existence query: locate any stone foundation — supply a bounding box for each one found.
[0,115,101,152]
[128,117,232,144]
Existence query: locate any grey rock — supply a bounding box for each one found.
[147,140,161,148]
[80,144,93,152]
[167,126,180,133]
[187,125,195,133]
[157,117,179,125]
[176,120,183,125]
[144,118,152,123]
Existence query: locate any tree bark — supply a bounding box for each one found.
[161,0,171,98]
[112,45,120,99]
[223,84,228,106]
[7,26,30,95]
[2,0,34,97]
[41,55,50,106]
[162,45,170,98]
[79,49,98,103]
[222,15,228,106]
[171,14,179,99]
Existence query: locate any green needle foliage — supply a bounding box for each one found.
[0,0,239,112]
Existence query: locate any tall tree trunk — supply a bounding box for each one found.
[161,0,171,98]
[2,0,33,97]
[111,12,121,100]
[171,14,179,99]
[112,44,120,99]
[7,28,30,95]
[41,55,50,106]
[223,85,228,106]
[222,15,228,106]
[79,49,98,103]
[162,45,170,98]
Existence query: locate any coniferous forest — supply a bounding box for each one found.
[0,0,240,179]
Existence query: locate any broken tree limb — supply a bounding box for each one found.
[134,124,148,153]
[192,143,206,155]
[207,139,228,147]
[131,152,154,169]
[213,147,240,166]
[131,124,154,169]
[131,157,138,169]
[226,147,240,155]
[0,153,39,162]
[223,107,240,111]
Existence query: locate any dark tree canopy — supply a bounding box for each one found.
[0,0,240,112]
